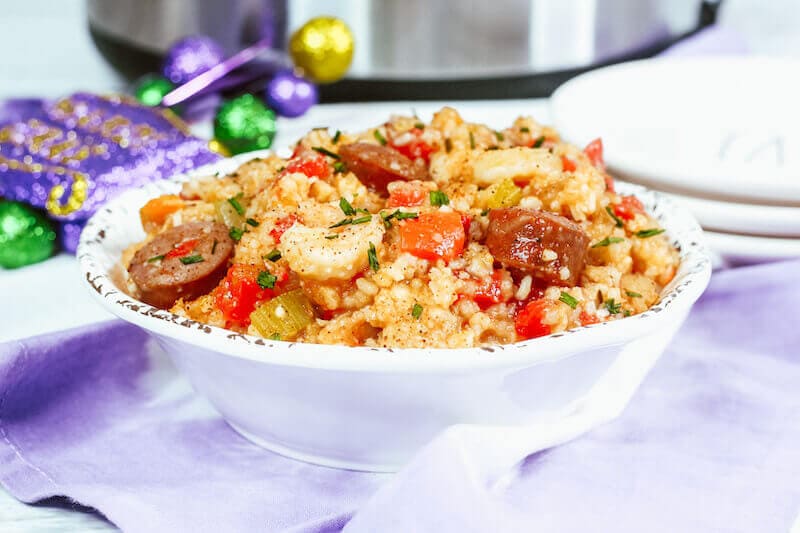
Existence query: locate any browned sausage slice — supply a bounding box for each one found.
[338,142,428,194]
[128,221,234,309]
[486,208,589,286]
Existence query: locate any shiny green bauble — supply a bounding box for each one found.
[0,200,57,269]
[213,94,277,155]
[134,75,175,107]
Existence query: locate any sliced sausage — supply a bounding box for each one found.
[338,142,428,194]
[486,208,589,286]
[128,221,234,309]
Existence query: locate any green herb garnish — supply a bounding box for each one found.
[312,146,340,159]
[481,208,490,216]
[257,271,277,289]
[324,234,339,240]
[411,303,423,319]
[339,197,356,216]
[329,218,353,229]
[350,215,372,225]
[635,228,666,238]
[606,206,624,228]
[559,291,579,309]
[373,129,387,146]
[333,161,347,173]
[494,131,505,142]
[269,333,282,341]
[229,227,245,242]
[429,190,450,207]
[520,126,530,133]
[368,242,379,271]
[245,218,259,227]
[211,239,218,255]
[332,130,341,144]
[180,254,204,265]
[414,122,425,130]
[605,299,622,314]
[265,249,281,262]
[532,135,546,148]
[469,131,476,150]
[591,236,625,248]
[147,254,165,263]
[625,290,642,298]
[227,193,245,216]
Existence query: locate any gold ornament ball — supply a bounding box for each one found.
[289,17,354,83]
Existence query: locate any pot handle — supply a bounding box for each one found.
[699,0,724,27]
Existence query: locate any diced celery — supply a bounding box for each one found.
[486,179,523,208]
[250,289,314,340]
[214,198,246,228]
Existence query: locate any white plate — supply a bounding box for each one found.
[704,230,800,267]
[663,191,800,238]
[551,57,800,206]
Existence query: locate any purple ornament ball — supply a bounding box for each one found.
[163,36,225,85]
[265,71,318,118]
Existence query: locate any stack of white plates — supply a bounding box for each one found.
[551,57,800,267]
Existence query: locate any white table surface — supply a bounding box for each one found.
[2,0,800,531]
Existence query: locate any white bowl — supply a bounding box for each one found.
[77,152,711,472]
[551,57,800,206]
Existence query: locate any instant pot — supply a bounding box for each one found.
[88,0,723,101]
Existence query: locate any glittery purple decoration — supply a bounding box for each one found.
[265,70,318,118]
[163,36,225,86]
[59,220,85,254]
[0,93,220,253]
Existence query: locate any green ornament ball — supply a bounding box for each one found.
[0,200,57,269]
[214,94,277,155]
[134,75,175,107]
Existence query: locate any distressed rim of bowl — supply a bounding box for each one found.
[77,150,712,373]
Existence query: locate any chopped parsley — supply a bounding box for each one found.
[227,193,245,216]
[605,299,622,314]
[147,254,165,263]
[179,254,204,265]
[606,206,624,228]
[269,333,282,341]
[373,129,387,146]
[591,236,625,248]
[635,228,666,238]
[229,227,245,242]
[520,126,530,133]
[265,249,281,262]
[351,215,371,225]
[429,190,450,207]
[339,197,356,216]
[211,239,218,254]
[324,234,339,240]
[333,161,347,173]
[381,209,418,228]
[559,291,579,309]
[312,146,340,159]
[257,270,277,289]
[368,242,379,271]
[445,138,453,153]
[332,130,341,144]
[469,131,476,150]
[532,135,546,148]
[245,218,259,227]
[414,122,425,130]
[411,303,423,319]
[328,215,372,229]
[481,208,490,216]
[494,131,505,142]
[625,290,642,298]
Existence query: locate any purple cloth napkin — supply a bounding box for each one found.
[2,259,799,532]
